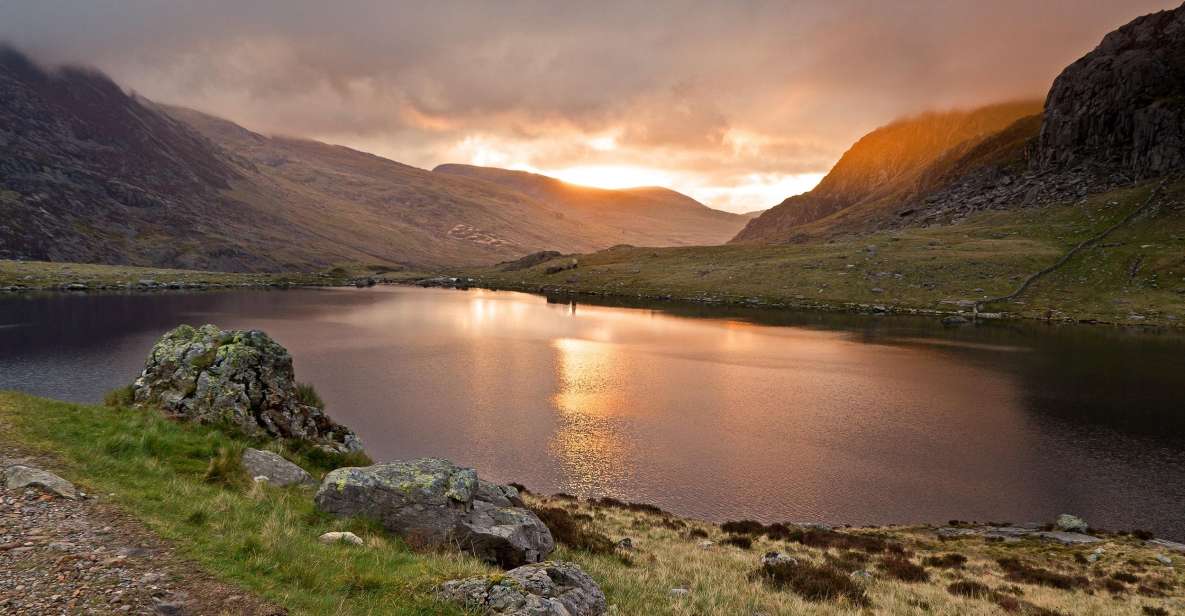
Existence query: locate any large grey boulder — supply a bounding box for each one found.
[242,448,315,487]
[132,324,361,453]
[3,465,78,499]
[315,458,553,567]
[438,561,607,616]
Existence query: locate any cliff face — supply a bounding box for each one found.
[1039,4,1185,176]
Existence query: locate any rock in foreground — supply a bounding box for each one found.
[4,465,78,499]
[242,448,315,487]
[132,324,361,453]
[439,561,607,616]
[315,458,553,567]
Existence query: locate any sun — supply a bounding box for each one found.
[542,165,675,190]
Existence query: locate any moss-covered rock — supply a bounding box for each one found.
[132,324,361,453]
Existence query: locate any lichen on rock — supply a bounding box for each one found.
[132,324,361,453]
[438,561,607,616]
[315,458,552,568]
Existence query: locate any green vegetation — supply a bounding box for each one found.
[295,382,325,410]
[466,180,1185,327]
[1,390,1182,615]
[0,260,427,292]
[0,391,482,615]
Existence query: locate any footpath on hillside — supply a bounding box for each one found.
[0,437,285,616]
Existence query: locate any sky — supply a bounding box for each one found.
[0,1,1177,213]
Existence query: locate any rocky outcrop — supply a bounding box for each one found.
[1040,4,1185,177]
[314,458,554,567]
[438,561,607,616]
[241,448,315,487]
[4,465,78,499]
[132,324,361,453]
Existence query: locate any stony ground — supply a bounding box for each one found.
[0,445,284,616]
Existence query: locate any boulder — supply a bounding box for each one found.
[132,324,361,453]
[241,448,315,487]
[315,458,553,567]
[439,561,606,616]
[3,465,78,499]
[318,531,364,546]
[1054,514,1089,533]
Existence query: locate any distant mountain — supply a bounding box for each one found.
[0,47,747,271]
[432,164,749,247]
[732,101,1043,243]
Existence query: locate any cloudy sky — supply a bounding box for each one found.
[1,1,1176,212]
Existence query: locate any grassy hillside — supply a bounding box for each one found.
[2,390,1181,615]
[466,180,1185,326]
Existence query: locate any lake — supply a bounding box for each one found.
[1,286,1183,539]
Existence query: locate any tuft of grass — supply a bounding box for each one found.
[103,385,136,407]
[203,443,248,487]
[294,382,325,409]
[752,560,871,607]
[721,535,752,550]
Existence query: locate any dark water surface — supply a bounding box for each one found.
[2,286,1183,538]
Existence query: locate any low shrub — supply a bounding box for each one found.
[824,550,870,573]
[721,519,766,536]
[996,557,1089,590]
[788,528,901,554]
[1112,571,1140,584]
[722,535,752,550]
[947,580,992,598]
[924,553,968,568]
[530,506,615,555]
[752,560,870,607]
[879,556,929,582]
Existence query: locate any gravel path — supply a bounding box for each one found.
[0,446,286,615]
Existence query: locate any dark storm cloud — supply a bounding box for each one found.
[1,0,1178,211]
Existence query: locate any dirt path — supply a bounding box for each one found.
[0,444,286,616]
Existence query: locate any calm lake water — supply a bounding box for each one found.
[1,286,1183,538]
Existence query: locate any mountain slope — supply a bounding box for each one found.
[432,164,750,246]
[731,101,1043,243]
[0,47,747,271]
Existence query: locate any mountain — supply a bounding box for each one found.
[731,101,1043,243]
[0,47,745,271]
[1038,3,1185,176]
[433,164,749,247]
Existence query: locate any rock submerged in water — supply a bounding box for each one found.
[314,458,554,568]
[132,324,361,453]
[438,561,607,616]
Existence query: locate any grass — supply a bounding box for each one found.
[2,390,1183,615]
[294,382,325,409]
[463,179,1185,327]
[0,391,484,615]
[0,259,430,292]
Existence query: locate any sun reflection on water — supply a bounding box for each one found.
[549,337,634,495]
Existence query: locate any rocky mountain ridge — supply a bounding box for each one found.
[736,2,1185,243]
